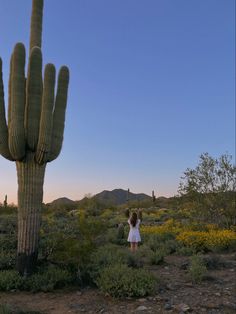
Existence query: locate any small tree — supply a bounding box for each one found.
[178,153,236,226]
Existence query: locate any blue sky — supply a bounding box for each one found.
[0,0,235,203]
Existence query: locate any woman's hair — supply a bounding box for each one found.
[130,212,138,227]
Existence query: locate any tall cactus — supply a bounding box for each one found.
[0,0,69,275]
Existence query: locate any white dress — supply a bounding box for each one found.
[127,219,141,243]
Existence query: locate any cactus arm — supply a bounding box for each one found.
[36,63,55,164]
[30,0,44,51]
[8,43,26,160]
[0,58,14,160]
[25,47,43,151]
[8,54,13,131]
[48,66,69,162]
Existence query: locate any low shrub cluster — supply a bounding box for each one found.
[96,264,156,298]
[141,218,236,253]
[85,244,157,297]
[0,303,42,314]
[0,266,73,292]
[88,244,143,282]
[188,255,207,283]
[0,252,16,270]
[176,229,236,252]
[0,270,23,291]
[141,219,181,236]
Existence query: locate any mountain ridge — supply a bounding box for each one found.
[47,188,161,208]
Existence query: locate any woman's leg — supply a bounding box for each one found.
[134,242,138,252]
[130,242,135,252]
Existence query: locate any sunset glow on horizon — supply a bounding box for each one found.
[0,0,235,205]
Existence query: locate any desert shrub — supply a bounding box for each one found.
[176,230,236,252]
[17,311,42,314]
[105,226,128,245]
[117,223,125,240]
[39,213,106,277]
[0,270,23,291]
[161,239,180,254]
[0,307,42,314]
[88,244,127,281]
[40,210,106,285]
[141,219,181,237]
[202,255,227,270]
[136,244,153,257]
[146,233,175,252]
[88,244,145,284]
[145,233,179,258]
[96,264,156,298]
[149,247,168,265]
[24,266,73,292]
[107,216,127,228]
[188,255,207,283]
[0,234,17,251]
[125,251,144,268]
[0,252,16,270]
[0,215,17,234]
[0,304,12,314]
[100,209,114,219]
[175,246,196,256]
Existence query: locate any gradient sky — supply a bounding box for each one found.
[0,0,235,204]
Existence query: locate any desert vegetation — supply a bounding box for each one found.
[0,153,235,313]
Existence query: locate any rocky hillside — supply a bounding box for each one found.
[94,189,151,206]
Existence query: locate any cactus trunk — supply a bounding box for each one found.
[16,153,46,275]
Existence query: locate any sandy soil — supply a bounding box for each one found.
[0,253,235,314]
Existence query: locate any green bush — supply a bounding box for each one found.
[0,270,23,291]
[149,247,168,265]
[88,244,127,281]
[117,223,125,239]
[146,233,175,252]
[0,304,12,314]
[175,246,196,256]
[24,266,73,292]
[96,264,156,298]
[135,244,153,258]
[162,239,180,254]
[125,250,143,268]
[0,214,17,234]
[39,214,106,268]
[105,227,127,245]
[202,255,227,270]
[0,306,42,314]
[89,244,145,282]
[0,252,16,270]
[188,255,207,283]
[0,234,17,251]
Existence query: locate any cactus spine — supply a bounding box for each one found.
[0,0,69,275]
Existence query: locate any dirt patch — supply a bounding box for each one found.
[0,253,235,314]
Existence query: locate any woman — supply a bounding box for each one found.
[127,212,141,252]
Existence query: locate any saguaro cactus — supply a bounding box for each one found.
[4,195,8,208]
[0,0,69,275]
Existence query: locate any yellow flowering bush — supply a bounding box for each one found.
[141,219,236,252]
[176,230,236,251]
[141,219,181,236]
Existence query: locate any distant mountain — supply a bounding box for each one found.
[48,197,77,210]
[94,189,151,206]
[48,189,159,209]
